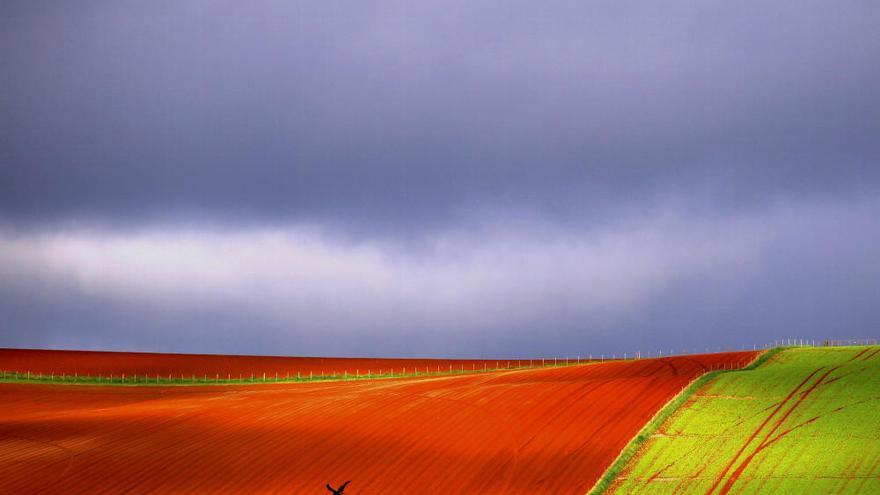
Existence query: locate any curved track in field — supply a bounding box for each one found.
[0,351,755,494]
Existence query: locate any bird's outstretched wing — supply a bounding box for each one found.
[340,480,351,491]
[326,484,336,493]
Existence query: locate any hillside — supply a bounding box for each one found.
[0,352,753,494]
[605,346,880,494]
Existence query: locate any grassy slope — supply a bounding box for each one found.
[590,348,780,495]
[606,346,880,494]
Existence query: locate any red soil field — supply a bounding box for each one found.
[0,351,756,494]
[0,348,550,379]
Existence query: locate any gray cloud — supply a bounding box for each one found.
[2,1,879,230]
[1,1,879,355]
[2,197,878,356]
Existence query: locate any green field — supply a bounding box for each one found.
[605,346,880,494]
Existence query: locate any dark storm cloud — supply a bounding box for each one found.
[2,0,879,230]
[1,1,879,356]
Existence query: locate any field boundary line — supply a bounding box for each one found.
[0,359,595,388]
[587,347,782,495]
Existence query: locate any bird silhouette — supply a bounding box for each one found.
[326,480,351,495]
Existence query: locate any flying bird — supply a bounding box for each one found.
[326,480,351,495]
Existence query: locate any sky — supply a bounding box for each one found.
[1,1,879,358]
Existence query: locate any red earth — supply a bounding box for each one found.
[0,351,757,494]
[0,348,560,379]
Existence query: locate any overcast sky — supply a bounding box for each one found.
[2,1,879,358]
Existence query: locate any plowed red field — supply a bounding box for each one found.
[0,348,539,379]
[0,351,756,494]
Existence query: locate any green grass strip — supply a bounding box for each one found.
[0,359,592,387]
[588,347,783,495]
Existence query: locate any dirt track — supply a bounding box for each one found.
[0,351,756,494]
